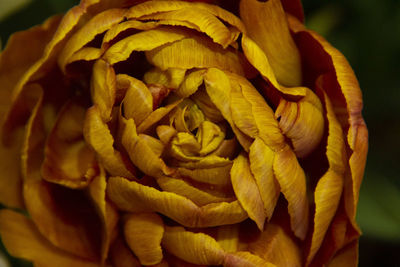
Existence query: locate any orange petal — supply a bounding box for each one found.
[58,8,126,71]
[107,177,248,227]
[65,47,102,70]
[91,59,116,121]
[119,74,153,125]
[240,0,302,86]
[23,179,102,260]
[281,0,304,22]
[146,36,246,76]
[275,88,324,157]
[162,226,225,265]
[124,213,164,265]
[104,27,189,65]
[0,210,99,267]
[42,99,97,188]
[327,241,358,267]
[247,223,302,267]
[249,138,280,219]
[224,251,276,267]
[88,166,119,263]
[83,106,134,178]
[306,92,346,265]
[231,153,267,230]
[273,146,309,240]
[109,236,141,267]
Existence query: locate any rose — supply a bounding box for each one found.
[0,0,367,266]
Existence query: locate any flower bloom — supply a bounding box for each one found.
[0,0,368,266]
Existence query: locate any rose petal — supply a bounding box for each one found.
[146,36,246,76]
[240,0,302,86]
[124,213,164,265]
[119,74,153,125]
[42,99,97,188]
[0,210,98,267]
[162,226,226,265]
[107,177,248,227]
[231,153,267,230]
[247,223,302,267]
[83,106,134,178]
[273,146,309,240]
[249,138,280,219]
[104,27,189,65]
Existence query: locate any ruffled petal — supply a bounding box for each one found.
[0,210,98,267]
[273,146,309,240]
[58,8,126,71]
[231,153,267,230]
[176,69,206,98]
[42,99,97,188]
[162,226,226,265]
[240,0,302,86]
[124,212,164,265]
[146,36,246,76]
[224,251,276,267]
[247,223,302,267]
[107,177,248,227]
[104,27,189,65]
[249,138,280,219]
[83,106,134,178]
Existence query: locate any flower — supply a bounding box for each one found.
[0,0,368,266]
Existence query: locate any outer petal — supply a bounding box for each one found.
[162,226,226,265]
[107,177,248,227]
[327,241,358,267]
[240,0,302,86]
[124,213,164,266]
[0,210,98,267]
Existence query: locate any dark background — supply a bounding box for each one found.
[0,0,399,266]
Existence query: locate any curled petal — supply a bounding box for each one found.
[83,106,134,178]
[224,251,276,267]
[107,177,248,227]
[231,153,267,230]
[65,47,102,68]
[162,226,226,265]
[0,210,98,267]
[249,138,280,219]
[275,88,324,157]
[58,8,126,71]
[176,69,206,98]
[177,164,232,186]
[146,36,246,76]
[192,89,224,123]
[124,213,164,266]
[240,0,302,86]
[247,223,302,267]
[42,99,97,188]
[175,154,231,169]
[119,74,153,125]
[104,27,189,65]
[273,147,309,240]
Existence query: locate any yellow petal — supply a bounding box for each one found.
[212,138,239,159]
[157,176,234,206]
[162,226,225,265]
[42,99,97,188]
[275,88,324,157]
[65,47,102,70]
[0,210,98,267]
[137,99,182,133]
[58,8,126,71]
[91,59,116,121]
[104,27,189,65]
[176,69,205,98]
[147,36,246,76]
[247,223,302,267]
[240,0,302,86]
[231,153,267,230]
[83,106,134,178]
[273,147,309,240]
[197,121,225,155]
[217,224,239,253]
[23,179,102,260]
[140,134,165,158]
[192,89,224,123]
[249,138,280,219]
[174,154,231,169]
[177,164,232,186]
[170,132,201,161]
[109,236,141,267]
[88,166,119,263]
[327,241,358,267]
[119,74,153,125]
[306,92,346,265]
[124,213,164,266]
[156,124,177,144]
[107,177,248,227]
[224,251,277,267]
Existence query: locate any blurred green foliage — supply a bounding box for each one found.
[1,0,400,266]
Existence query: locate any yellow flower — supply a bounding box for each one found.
[0,0,368,266]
